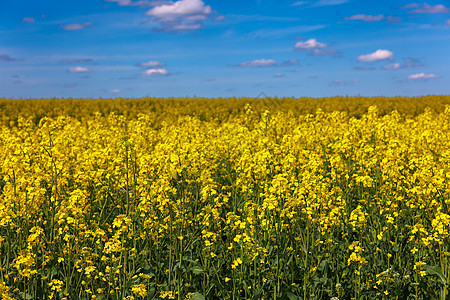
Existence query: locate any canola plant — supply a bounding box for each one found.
[0,96,450,299]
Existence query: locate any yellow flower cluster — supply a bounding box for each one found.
[1,97,450,299]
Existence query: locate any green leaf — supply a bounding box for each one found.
[191,266,204,275]
[287,292,299,300]
[423,265,447,284]
[189,292,206,300]
[148,287,156,298]
[19,293,33,300]
[318,259,328,272]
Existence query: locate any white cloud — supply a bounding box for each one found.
[170,23,201,30]
[274,73,285,78]
[384,63,401,70]
[446,19,450,25]
[293,0,348,7]
[400,3,421,9]
[345,14,385,22]
[145,0,212,32]
[357,49,393,62]
[411,4,449,13]
[142,68,168,76]
[309,49,338,56]
[295,38,328,50]
[139,60,165,67]
[294,39,338,56]
[238,59,277,67]
[68,66,91,73]
[22,17,36,23]
[106,0,132,5]
[291,1,307,6]
[408,73,439,79]
[61,58,93,63]
[213,16,227,21]
[61,22,93,31]
[110,89,121,93]
[405,3,450,13]
[386,15,402,23]
[314,0,348,6]
[105,0,171,7]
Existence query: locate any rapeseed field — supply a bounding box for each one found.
[1,96,450,299]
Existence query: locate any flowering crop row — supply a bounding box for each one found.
[1,96,450,127]
[1,97,450,299]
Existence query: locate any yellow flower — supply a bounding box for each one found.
[414,261,425,270]
[131,284,147,298]
[48,279,64,292]
[160,290,175,299]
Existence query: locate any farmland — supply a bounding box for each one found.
[1,96,450,299]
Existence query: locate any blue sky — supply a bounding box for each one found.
[1,0,450,98]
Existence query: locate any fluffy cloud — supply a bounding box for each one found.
[345,14,384,22]
[408,73,439,79]
[61,22,93,30]
[139,60,165,67]
[142,68,168,76]
[407,3,449,13]
[139,61,168,76]
[145,0,212,32]
[357,49,393,62]
[238,59,277,67]
[295,39,338,56]
[384,63,401,70]
[22,17,36,23]
[295,38,328,50]
[68,66,91,73]
[110,89,121,93]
